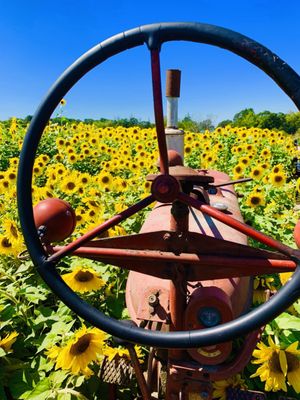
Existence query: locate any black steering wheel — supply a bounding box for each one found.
[17,22,300,348]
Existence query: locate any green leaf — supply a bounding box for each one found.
[19,378,52,400]
[9,369,41,399]
[0,347,7,357]
[73,375,85,388]
[293,299,300,314]
[273,312,300,330]
[57,393,71,400]
[50,370,68,387]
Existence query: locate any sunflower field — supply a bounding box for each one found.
[1,115,300,399]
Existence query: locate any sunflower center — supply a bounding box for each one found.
[70,334,91,355]
[251,196,261,205]
[74,270,94,282]
[274,175,283,183]
[286,352,300,372]
[269,352,281,373]
[1,238,12,248]
[67,182,75,190]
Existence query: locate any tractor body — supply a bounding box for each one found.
[125,166,259,398]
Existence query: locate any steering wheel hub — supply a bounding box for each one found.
[151,174,180,203]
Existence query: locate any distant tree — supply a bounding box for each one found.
[198,119,214,132]
[217,119,232,127]
[178,114,214,132]
[232,108,258,127]
[285,112,300,134]
[256,111,285,130]
[178,114,199,132]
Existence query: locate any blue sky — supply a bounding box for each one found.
[1,0,300,124]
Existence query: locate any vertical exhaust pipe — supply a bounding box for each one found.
[165,69,185,160]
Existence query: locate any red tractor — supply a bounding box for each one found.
[17,22,300,399]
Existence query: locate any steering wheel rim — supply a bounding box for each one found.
[17,21,300,348]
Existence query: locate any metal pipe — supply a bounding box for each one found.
[165,69,184,158]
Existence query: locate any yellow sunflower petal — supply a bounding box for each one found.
[279,350,288,376]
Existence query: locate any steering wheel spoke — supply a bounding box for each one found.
[47,194,155,263]
[51,229,296,279]
[150,48,169,175]
[178,191,297,259]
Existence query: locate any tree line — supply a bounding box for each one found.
[2,109,300,134]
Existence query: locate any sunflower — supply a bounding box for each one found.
[97,172,113,190]
[269,172,286,188]
[47,325,107,376]
[253,276,275,304]
[253,289,268,304]
[2,218,21,245]
[246,192,265,208]
[279,272,292,285]
[74,207,87,226]
[261,148,271,158]
[60,99,66,106]
[67,153,78,164]
[0,331,18,352]
[296,178,300,193]
[0,235,14,255]
[103,344,144,362]
[59,173,81,194]
[250,166,264,180]
[272,164,285,174]
[213,374,246,400]
[233,164,244,175]
[254,276,275,290]
[78,172,92,186]
[239,156,251,166]
[251,336,300,393]
[62,266,105,293]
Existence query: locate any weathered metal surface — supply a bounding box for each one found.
[33,198,76,243]
[147,165,214,184]
[151,49,169,175]
[294,219,300,248]
[185,286,233,365]
[168,327,262,382]
[166,69,181,98]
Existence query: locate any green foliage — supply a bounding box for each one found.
[178,114,214,132]
[219,108,300,134]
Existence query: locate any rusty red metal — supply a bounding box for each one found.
[294,219,300,248]
[151,174,180,203]
[151,49,169,175]
[166,69,181,97]
[185,286,233,365]
[177,191,297,258]
[47,194,155,262]
[33,198,76,243]
[170,327,263,382]
[127,345,152,400]
[52,244,296,280]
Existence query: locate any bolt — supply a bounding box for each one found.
[163,232,171,241]
[148,294,159,307]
